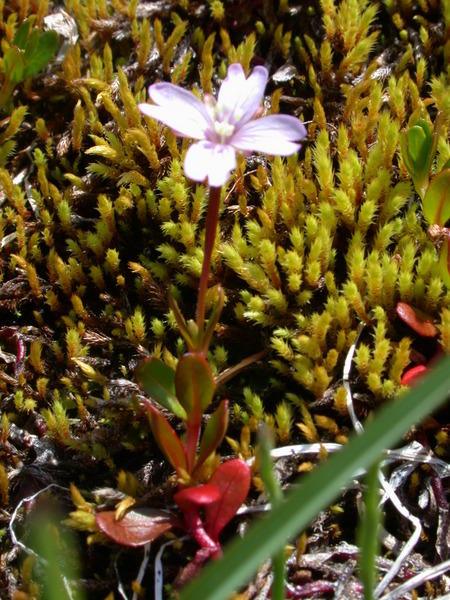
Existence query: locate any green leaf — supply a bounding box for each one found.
[401,120,435,200]
[23,30,58,79]
[13,19,31,50]
[180,356,450,600]
[23,29,40,65]
[423,168,450,226]
[399,132,413,175]
[145,403,188,476]
[175,353,216,423]
[135,358,187,420]
[2,47,25,84]
[407,120,432,168]
[195,399,229,472]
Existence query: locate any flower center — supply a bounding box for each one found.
[204,94,238,144]
[214,119,235,143]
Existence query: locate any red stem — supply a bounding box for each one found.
[183,509,218,552]
[196,186,221,340]
[185,420,201,474]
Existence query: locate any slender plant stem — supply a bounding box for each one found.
[185,420,201,474]
[196,185,221,338]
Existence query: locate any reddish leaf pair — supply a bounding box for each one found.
[135,353,229,478]
[174,459,251,554]
[95,459,251,552]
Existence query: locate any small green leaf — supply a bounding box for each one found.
[407,125,427,164]
[13,19,31,50]
[195,399,229,471]
[135,358,187,420]
[401,120,435,200]
[410,120,432,171]
[23,30,58,79]
[400,132,413,174]
[175,353,216,423]
[145,403,188,476]
[2,47,25,84]
[423,168,450,226]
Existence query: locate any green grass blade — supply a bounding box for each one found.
[358,460,381,600]
[258,426,285,600]
[180,356,450,600]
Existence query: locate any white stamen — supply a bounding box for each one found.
[214,120,235,142]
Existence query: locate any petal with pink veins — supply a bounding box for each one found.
[232,114,307,155]
[139,83,211,139]
[218,64,269,127]
[184,141,236,187]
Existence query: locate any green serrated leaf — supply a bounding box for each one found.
[13,19,31,50]
[0,139,17,167]
[135,358,187,420]
[423,168,450,226]
[2,47,25,84]
[23,30,58,79]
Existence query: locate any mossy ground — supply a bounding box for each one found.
[0,0,449,598]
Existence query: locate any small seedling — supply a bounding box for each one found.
[0,19,58,110]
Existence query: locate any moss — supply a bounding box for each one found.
[0,0,449,595]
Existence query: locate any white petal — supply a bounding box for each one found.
[218,64,268,127]
[138,82,211,139]
[217,64,246,112]
[184,141,236,186]
[232,114,307,155]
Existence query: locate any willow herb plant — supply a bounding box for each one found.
[95,63,306,578]
[400,116,450,288]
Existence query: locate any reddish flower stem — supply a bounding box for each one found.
[196,186,221,343]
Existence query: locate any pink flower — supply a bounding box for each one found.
[138,63,307,187]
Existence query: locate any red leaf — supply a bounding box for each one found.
[146,404,187,476]
[396,302,438,337]
[204,459,251,541]
[96,508,175,547]
[174,483,220,511]
[401,365,428,386]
